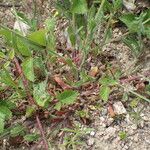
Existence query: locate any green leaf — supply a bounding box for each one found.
[8,49,15,60]
[0,25,45,50]
[0,28,12,46]
[33,81,51,107]
[57,90,79,105]
[0,100,16,110]
[28,29,47,46]
[99,86,110,102]
[71,0,88,14]
[0,69,16,88]
[24,133,40,142]
[17,38,31,56]
[0,51,6,59]
[119,13,139,33]
[10,124,25,137]
[113,0,122,11]
[0,105,12,120]
[22,57,35,82]
[99,76,117,86]
[0,112,5,133]
[54,102,62,111]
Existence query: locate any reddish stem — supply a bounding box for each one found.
[36,115,49,150]
[14,57,49,150]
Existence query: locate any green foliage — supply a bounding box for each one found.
[119,131,127,140]
[71,0,88,14]
[28,29,47,46]
[61,125,93,149]
[0,69,17,88]
[22,57,35,82]
[99,85,111,102]
[33,81,51,107]
[10,124,25,137]
[120,10,150,37]
[99,75,117,102]
[0,1,149,147]
[55,90,79,110]
[120,9,150,55]
[24,133,40,142]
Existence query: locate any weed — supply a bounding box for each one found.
[0,0,149,149]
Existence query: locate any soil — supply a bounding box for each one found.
[0,0,150,150]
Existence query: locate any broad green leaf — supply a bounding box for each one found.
[28,29,47,46]
[0,69,16,88]
[17,38,31,56]
[24,133,40,142]
[57,90,79,105]
[33,81,51,107]
[22,58,35,82]
[0,28,12,46]
[0,112,5,133]
[119,13,139,33]
[0,25,45,50]
[71,0,88,14]
[99,86,110,102]
[10,124,25,137]
[0,105,12,120]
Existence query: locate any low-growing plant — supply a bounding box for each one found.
[0,0,149,149]
[120,9,150,57]
[119,131,127,140]
[61,125,93,150]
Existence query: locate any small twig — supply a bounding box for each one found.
[14,57,34,105]
[36,115,49,150]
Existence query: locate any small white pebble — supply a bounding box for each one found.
[87,138,95,146]
[90,131,96,136]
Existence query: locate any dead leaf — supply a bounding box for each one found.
[89,66,98,77]
[108,105,115,117]
[136,82,145,91]
[54,75,72,90]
